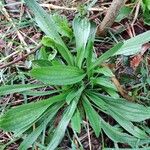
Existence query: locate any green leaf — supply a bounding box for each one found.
[101,118,139,147]
[51,14,73,38]
[30,65,85,85]
[87,90,148,140]
[46,98,79,150]
[66,86,84,104]
[102,95,150,122]
[91,77,117,91]
[32,60,51,67]
[94,67,114,77]
[86,91,108,111]
[115,31,150,55]
[38,47,48,60]
[73,17,91,68]
[24,0,73,65]
[142,0,150,10]
[142,0,150,25]
[0,84,45,96]
[82,95,101,137]
[86,22,97,70]
[19,102,64,150]
[109,110,148,139]
[93,94,149,139]
[20,89,60,96]
[0,93,66,132]
[89,42,123,70]
[41,36,57,48]
[90,92,150,122]
[41,36,70,61]
[71,108,82,133]
[115,6,132,22]
[103,87,119,98]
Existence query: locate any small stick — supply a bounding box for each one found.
[131,0,141,26]
[111,76,134,101]
[97,0,127,36]
[40,4,106,12]
[131,0,141,37]
[0,44,42,69]
[102,63,134,101]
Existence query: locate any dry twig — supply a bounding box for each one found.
[97,0,127,36]
[111,76,134,101]
[40,3,106,12]
[0,44,42,69]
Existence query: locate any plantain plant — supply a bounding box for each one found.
[0,0,150,149]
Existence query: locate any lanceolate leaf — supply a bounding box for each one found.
[0,84,45,96]
[24,0,73,65]
[94,67,114,77]
[73,17,91,68]
[71,108,82,133]
[115,31,150,55]
[92,77,117,91]
[66,86,84,104]
[30,65,85,85]
[88,92,149,139]
[89,42,123,71]
[86,91,108,111]
[108,110,148,139]
[101,95,150,122]
[46,98,79,150]
[0,93,66,131]
[86,22,97,74]
[88,92,149,146]
[19,102,64,150]
[82,95,101,137]
[101,118,139,147]
[20,89,60,96]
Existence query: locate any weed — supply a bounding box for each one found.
[0,0,150,149]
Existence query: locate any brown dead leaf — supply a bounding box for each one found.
[130,54,142,70]
[130,43,150,70]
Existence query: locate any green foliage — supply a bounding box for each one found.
[30,66,85,85]
[0,84,45,96]
[0,0,150,149]
[73,16,91,68]
[51,14,73,39]
[115,6,132,22]
[115,31,150,55]
[142,0,150,25]
[24,0,74,65]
